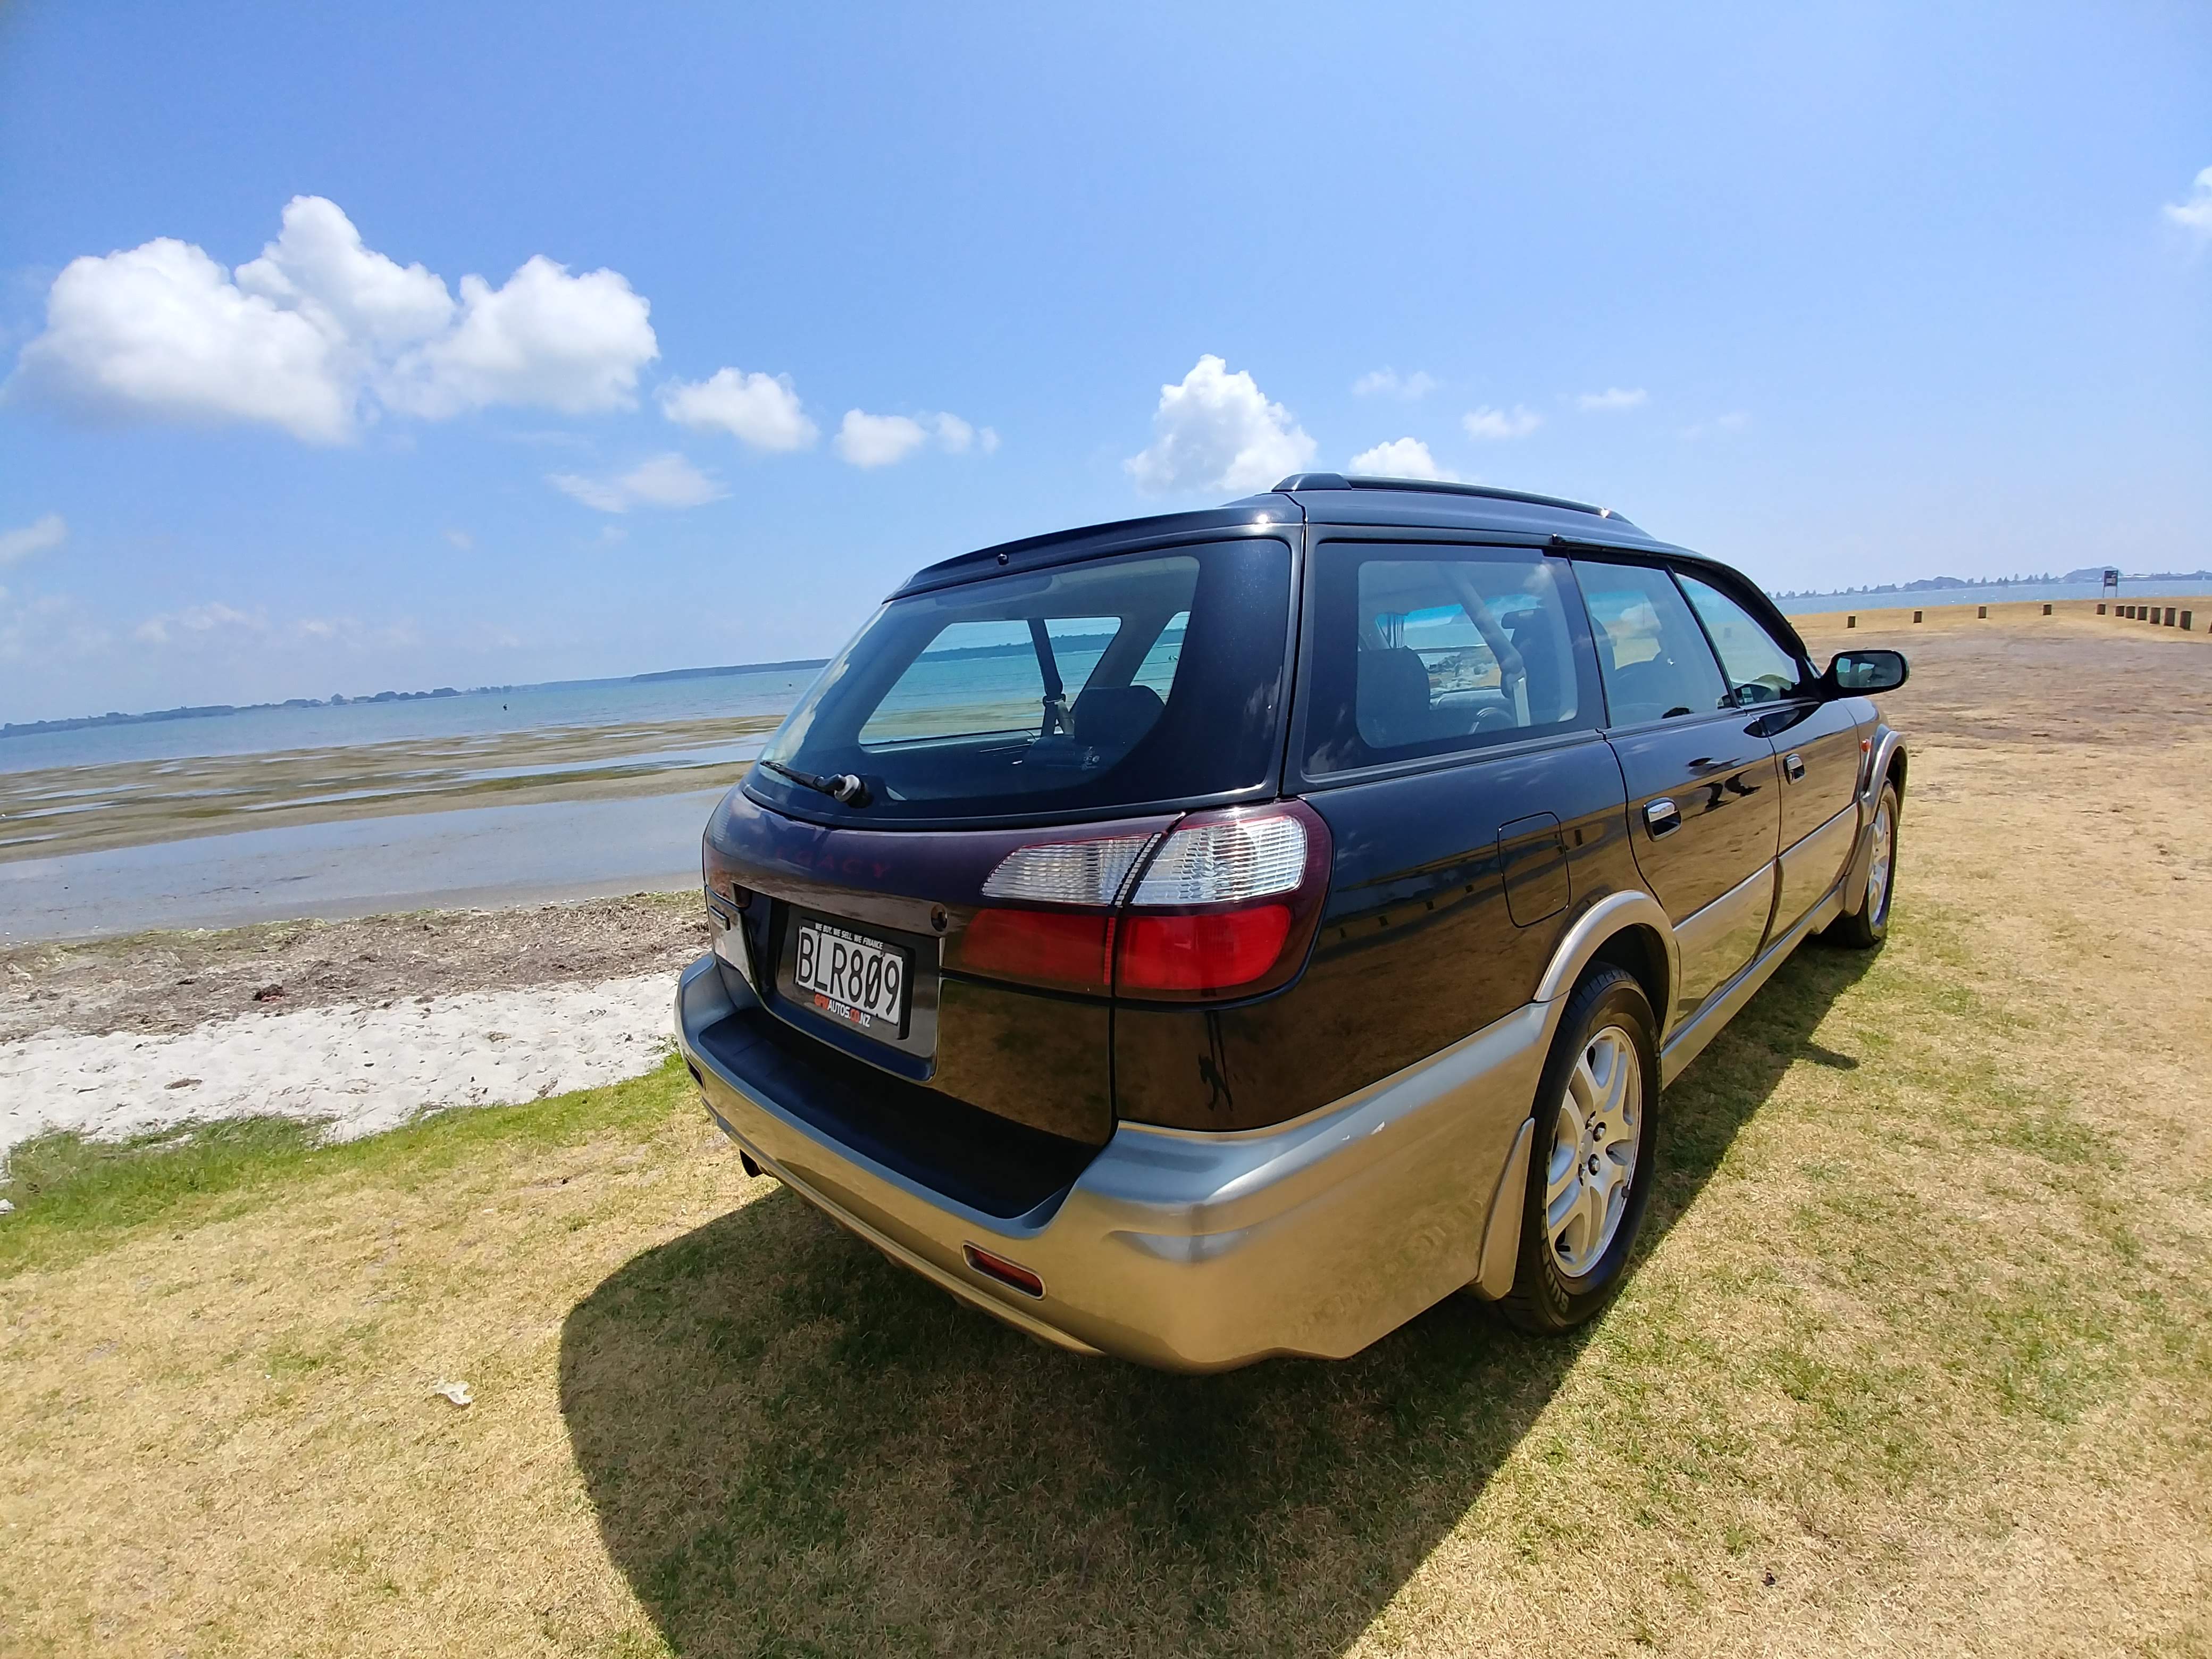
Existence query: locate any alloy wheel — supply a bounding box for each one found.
[1543,1024,1643,1278]
[1866,797,1895,924]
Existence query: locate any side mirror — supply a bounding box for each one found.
[1824,649,1908,694]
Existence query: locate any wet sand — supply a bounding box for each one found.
[1,788,725,946]
[0,714,777,862]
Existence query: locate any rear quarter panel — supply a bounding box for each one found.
[1114,735,1636,1130]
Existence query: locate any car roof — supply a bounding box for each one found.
[890,473,1804,656]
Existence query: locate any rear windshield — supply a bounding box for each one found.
[751,538,1293,825]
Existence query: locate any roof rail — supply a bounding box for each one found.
[1272,473,1618,520]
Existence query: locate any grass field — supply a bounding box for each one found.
[3,606,2208,1656]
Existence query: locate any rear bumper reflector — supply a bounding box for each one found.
[963,1243,1045,1298]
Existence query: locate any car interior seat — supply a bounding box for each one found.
[1071,684,1165,752]
[1356,646,1438,748]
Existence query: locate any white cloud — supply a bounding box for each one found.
[2164,166,2212,240]
[548,451,726,513]
[235,194,454,353]
[6,196,658,442]
[11,236,358,442]
[382,255,655,420]
[0,513,66,568]
[1347,438,1460,481]
[660,367,818,452]
[443,528,474,551]
[835,411,927,468]
[1462,405,1543,441]
[1577,387,1649,413]
[1126,355,1316,496]
[133,601,265,646]
[1353,367,1439,400]
[0,590,110,665]
[832,408,991,467]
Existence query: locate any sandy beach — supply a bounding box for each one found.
[1,893,705,1162]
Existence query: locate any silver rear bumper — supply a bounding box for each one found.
[674,954,1547,1372]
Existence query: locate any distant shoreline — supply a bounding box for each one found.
[1,656,830,742]
[14,567,2210,741]
[1766,569,2211,602]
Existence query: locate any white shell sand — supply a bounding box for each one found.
[1,972,675,1163]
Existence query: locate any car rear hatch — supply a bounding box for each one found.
[700,530,1303,1199]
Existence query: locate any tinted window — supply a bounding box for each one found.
[1676,572,1806,704]
[756,541,1291,824]
[1129,610,1187,699]
[857,615,1119,746]
[1574,562,1732,726]
[1304,544,1598,775]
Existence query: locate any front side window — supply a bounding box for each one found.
[1573,562,1732,726]
[1675,572,1807,705]
[755,541,1290,824]
[1304,543,1598,775]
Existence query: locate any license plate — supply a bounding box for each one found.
[793,918,909,1037]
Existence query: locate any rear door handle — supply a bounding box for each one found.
[1783,752,1806,782]
[1645,798,1682,839]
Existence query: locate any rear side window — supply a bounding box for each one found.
[1303,543,1599,775]
[1675,572,1808,704]
[756,541,1291,824]
[1574,562,1732,726]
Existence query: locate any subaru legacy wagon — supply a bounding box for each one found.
[675,474,1908,1370]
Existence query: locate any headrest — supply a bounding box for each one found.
[1356,647,1435,748]
[1072,684,1164,751]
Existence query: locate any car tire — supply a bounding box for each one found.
[1826,778,1899,950]
[1498,965,1661,1336]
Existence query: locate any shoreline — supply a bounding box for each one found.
[2,891,708,1163]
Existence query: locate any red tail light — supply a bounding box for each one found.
[946,802,1330,1003]
[1118,906,1292,993]
[946,908,1116,993]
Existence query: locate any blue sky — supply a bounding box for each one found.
[1,1,2207,723]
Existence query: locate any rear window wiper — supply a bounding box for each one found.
[758,758,872,807]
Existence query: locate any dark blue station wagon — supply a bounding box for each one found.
[675,474,1908,1370]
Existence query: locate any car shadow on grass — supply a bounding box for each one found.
[560,942,1876,1657]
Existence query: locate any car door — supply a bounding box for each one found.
[1574,559,1782,1028]
[1674,570,1863,936]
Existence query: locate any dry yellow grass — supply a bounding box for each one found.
[3,609,2208,1656]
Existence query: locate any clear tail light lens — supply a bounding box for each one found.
[979,833,1155,905]
[1129,814,1306,905]
[1118,802,1329,1002]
